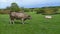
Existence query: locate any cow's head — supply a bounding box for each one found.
[27,15,32,20]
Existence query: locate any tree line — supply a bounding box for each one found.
[0,2,60,15]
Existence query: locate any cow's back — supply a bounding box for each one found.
[10,12,29,19]
[10,12,16,16]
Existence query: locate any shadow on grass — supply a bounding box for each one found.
[14,21,29,24]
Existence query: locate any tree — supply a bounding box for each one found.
[56,8,60,14]
[33,8,43,14]
[6,6,10,10]
[42,8,58,15]
[24,8,30,12]
[10,2,20,12]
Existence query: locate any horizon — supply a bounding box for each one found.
[0,0,60,8]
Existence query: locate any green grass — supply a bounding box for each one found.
[0,12,60,34]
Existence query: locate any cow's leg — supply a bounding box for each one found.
[12,20,14,24]
[10,19,14,24]
[10,17,14,24]
[21,18,24,24]
[10,19,12,24]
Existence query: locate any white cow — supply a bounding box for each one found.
[45,15,52,19]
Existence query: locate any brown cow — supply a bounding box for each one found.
[9,11,31,24]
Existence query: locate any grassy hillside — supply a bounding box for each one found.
[0,12,60,34]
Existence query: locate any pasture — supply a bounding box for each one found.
[0,12,60,34]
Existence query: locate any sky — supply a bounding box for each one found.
[0,0,60,8]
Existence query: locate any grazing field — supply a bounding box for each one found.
[0,12,60,34]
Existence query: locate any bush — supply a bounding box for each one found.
[0,10,10,14]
